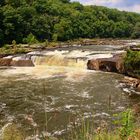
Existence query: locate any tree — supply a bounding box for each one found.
[3,5,24,43]
[33,0,47,13]
[113,22,133,38]
[5,0,26,7]
[0,0,140,45]
[0,0,5,6]
[53,18,73,41]
[131,23,140,39]
[31,15,52,41]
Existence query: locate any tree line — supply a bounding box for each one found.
[0,0,140,46]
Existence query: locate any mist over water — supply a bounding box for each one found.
[0,45,139,139]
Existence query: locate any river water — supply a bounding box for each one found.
[0,45,139,139]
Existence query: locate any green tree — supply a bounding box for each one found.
[53,18,73,41]
[0,0,140,45]
[131,23,140,38]
[31,15,52,41]
[113,22,133,38]
[3,5,24,43]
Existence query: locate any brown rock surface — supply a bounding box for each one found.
[122,77,139,86]
[10,59,34,67]
[137,84,140,92]
[0,58,12,66]
[121,76,140,92]
[87,54,125,74]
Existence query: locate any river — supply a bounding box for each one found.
[0,45,139,139]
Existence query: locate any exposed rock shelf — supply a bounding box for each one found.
[120,77,140,93]
[87,53,126,74]
[0,57,34,67]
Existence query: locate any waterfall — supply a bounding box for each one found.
[31,52,87,69]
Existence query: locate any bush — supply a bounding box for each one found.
[22,33,39,44]
[12,40,17,46]
[44,39,49,47]
[118,109,134,139]
[13,48,26,54]
[124,50,140,76]
[3,44,11,49]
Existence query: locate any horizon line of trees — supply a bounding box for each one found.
[0,0,140,46]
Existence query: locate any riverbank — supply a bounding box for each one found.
[1,38,140,57]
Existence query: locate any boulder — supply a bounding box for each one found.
[10,59,34,67]
[87,54,125,74]
[87,59,99,70]
[0,58,12,66]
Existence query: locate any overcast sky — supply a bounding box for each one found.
[71,0,140,13]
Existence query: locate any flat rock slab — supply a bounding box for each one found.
[0,58,34,67]
[87,53,125,74]
[10,59,34,67]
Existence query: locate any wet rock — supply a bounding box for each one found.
[121,76,140,93]
[10,59,34,67]
[0,55,35,67]
[129,45,140,51]
[87,54,125,74]
[121,77,140,86]
[0,58,12,66]
[87,59,99,70]
[9,56,34,67]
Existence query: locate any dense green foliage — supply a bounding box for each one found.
[124,50,140,77]
[0,0,140,46]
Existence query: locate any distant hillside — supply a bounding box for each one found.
[0,0,140,45]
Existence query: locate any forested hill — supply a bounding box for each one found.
[0,0,140,45]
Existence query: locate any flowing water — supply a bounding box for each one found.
[0,45,139,139]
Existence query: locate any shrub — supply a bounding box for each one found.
[12,40,17,46]
[118,109,134,139]
[44,39,49,47]
[3,44,11,49]
[22,33,39,44]
[124,50,140,76]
